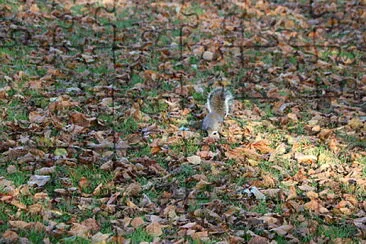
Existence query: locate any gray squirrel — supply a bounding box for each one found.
[202,88,233,137]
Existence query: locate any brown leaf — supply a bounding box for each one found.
[131,217,145,228]
[306,191,319,200]
[191,231,208,240]
[35,166,56,175]
[286,185,297,200]
[10,200,26,210]
[270,224,293,236]
[2,230,19,242]
[28,203,43,215]
[69,223,90,238]
[70,112,96,128]
[328,138,340,154]
[348,118,363,130]
[187,155,201,165]
[304,199,329,214]
[27,80,43,90]
[226,146,261,161]
[249,140,274,154]
[124,183,142,197]
[81,218,100,232]
[287,113,298,122]
[163,205,177,218]
[91,232,111,244]
[248,235,269,244]
[9,221,32,229]
[48,97,79,112]
[78,177,89,190]
[0,86,10,100]
[145,222,163,236]
[318,129,332,140]
[92,183,103,196]
[294,153,317,164]
[29,111,46,124]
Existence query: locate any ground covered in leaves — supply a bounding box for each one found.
[0,0,365,243]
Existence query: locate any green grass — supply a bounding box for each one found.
[141,99,168,114]
[62,236,90,244]
[318,224,358,239]
[69,165,114,195]
[251,200,269,214]
[170,138,200,157]
[127,228,153,244]
[0,99,28,121]
[0,165,29,186]
[115,117,139,134]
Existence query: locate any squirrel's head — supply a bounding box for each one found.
[207,129,220,139]
[202,112,223,139]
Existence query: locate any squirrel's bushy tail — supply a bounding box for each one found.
[207,88,233,117]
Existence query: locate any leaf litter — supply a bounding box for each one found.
[0,0,365,243]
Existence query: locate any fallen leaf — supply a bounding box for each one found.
[348,118,363,130]
[9,220,32,229]
[131,217,145,228]
[187,155,201,165]
[69,223,90,238]
[248,235,269,244]
[145,222,163,236]
[2,230,19,242]
[270,224,293,236]
[91,232,111,244]
[202,51,214,61]
[81,218,100,232]
[294,153,317,164]
[28,175,50,187]
[70,112,96,128]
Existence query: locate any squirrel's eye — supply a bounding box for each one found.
[212,131,218,136]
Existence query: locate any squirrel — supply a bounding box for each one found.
[202,87,233,138]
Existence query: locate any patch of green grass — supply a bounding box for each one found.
[141,99,168,114]
[18,230,48,243]
[115,117,139,135]
[274,235,287,244]
[337,132,366,150]
[0,203,14,232]
[175,164,197,187]
[252,200,268,214]
[44,166,69,194]
[19,195,34,206]
[100,220,114,234]
[287,121,305,135]
[62,236,90,244]
[192,91,205,102]
[318,223,358,239]
[170,138,200,157]
[55,199,76,220]
[0,165,29,186]
[69,165,114,195]
[19,210,43,223]
[361,157,366,177]
[1,99,28,121]
[260,158,297,181]
[126,228,153,244]
[98,113,114,124]
[132,145,151,157]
